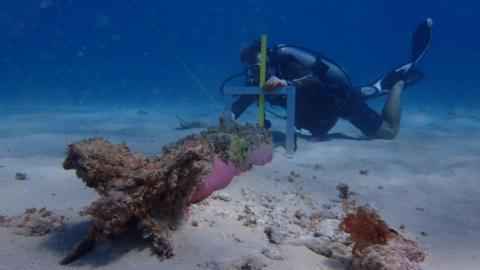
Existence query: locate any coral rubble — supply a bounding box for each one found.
[0,207,65,236]
[175,116,210,130]
[341,207,425,270]
[202,255,266,270]
[61,123,272,264]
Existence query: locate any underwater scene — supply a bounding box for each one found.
[0,1,479,269]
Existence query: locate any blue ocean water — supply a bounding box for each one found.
[0,0,478,108]
[1,2,480,269]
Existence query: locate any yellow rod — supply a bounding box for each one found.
[258,34,267,126]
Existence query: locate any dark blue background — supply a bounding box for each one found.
[0,0,478,107]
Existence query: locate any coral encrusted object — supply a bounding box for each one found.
[60,122,272,265]
[341,207,425,270]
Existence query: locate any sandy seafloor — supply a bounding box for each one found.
[0,101,479,270]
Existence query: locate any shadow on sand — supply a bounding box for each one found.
[271,130,370,149]
[41,219,151,267]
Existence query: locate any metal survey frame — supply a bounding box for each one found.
[223,86,296,156]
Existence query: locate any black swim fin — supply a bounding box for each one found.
[358,18,433,99]
[411,18,433,65]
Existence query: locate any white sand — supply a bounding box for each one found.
[0,103,479,270]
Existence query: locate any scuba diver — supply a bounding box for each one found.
[227,18,433,140]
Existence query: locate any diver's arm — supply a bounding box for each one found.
[289,74,318,86]
[231,95,256,120]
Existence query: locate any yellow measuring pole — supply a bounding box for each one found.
[258,35,267,127]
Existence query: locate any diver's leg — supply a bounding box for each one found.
[375,81,404,139]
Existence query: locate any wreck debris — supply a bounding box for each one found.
[337,182,353,214]
[60,123,273,264]
[62,137,210,262]
[261,248,284,261]
[359,169,369,176]
[191,220,199,227]
[282,235,333,257]
[175,116,210,130]
[264,226,283,244]
[336,183,350,200]
[212,191,232,202]
[14,172,28,180]
[341,207,425,270]
[238,205,257,227]
[0,207,65,236]
[230,255,266,270]
[294,209,306,220]
[315,219,351,244]
[289,171,301,178]
[349,232,425,270]
[201,255,266,270]
[330,242,352,265]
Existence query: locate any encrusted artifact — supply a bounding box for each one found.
[341,207,425,270]
[60,122,272,264]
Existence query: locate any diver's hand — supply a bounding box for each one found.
[262,76,287,92]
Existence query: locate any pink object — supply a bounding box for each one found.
[190,147,273,204]
[183,208,190,220]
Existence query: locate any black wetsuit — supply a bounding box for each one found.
[232,45,384,137]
